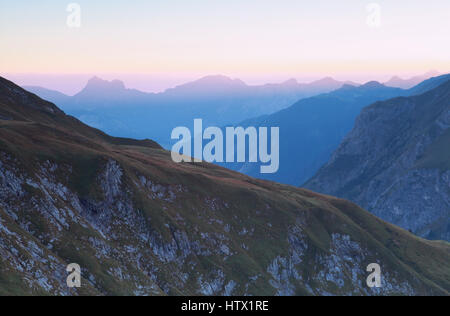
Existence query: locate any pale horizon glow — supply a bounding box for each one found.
[0,70,446,96]
[1,0,449,93]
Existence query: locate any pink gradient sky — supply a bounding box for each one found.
[1,1,449,94]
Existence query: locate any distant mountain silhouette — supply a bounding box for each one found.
[24,75,355,147]
[77,76,126,96]
[384,70,440,89]
[85,76,126,90]
[71,77,150,106]
[307,76,359,91]
[164,75,247,95]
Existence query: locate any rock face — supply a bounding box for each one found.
[0,76,449,296]
[305,79,450,242]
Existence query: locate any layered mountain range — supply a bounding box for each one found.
[24,75,355,148]
[305,79,450,242]
[225,75,450,186]
[1,76,449,295]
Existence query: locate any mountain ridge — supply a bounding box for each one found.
[384,70,440,89]
[25,74,358,98]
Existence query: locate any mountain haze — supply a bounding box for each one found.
[23,75,356,148]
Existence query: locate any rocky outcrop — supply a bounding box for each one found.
[1,152,449,295]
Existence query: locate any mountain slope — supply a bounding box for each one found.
[21,86,71,105]
[305,79,450,242]
[407,74,450,96]
[0,77,449,296]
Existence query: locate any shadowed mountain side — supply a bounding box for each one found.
[305,79,450,242]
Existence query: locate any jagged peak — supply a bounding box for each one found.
[82,76,126,92]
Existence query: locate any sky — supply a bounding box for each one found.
[1,0,449,94]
